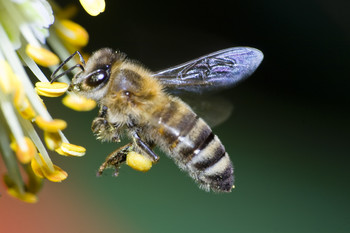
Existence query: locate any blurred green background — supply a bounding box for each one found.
[2,0,350,232]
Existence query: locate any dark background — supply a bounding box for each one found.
[14,0,350,232]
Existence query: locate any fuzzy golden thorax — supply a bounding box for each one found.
[102,61,167,125]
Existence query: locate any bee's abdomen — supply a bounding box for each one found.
[157,99,234,192]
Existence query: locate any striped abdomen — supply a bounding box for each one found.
[155,97,234,192]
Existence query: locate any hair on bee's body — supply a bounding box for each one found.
[67,48,235,192]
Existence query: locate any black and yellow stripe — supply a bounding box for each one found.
[156,98,234,192]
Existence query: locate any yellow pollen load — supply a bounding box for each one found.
[35,82,69,97]
[56,19,89,47]
[31,154,68,182]
[25,44,60,67]
[62,94,96,111]
[10,137,37,164]
[55,142,86,157]
[79,0,106,16]
[35,116,67,132]
[126,151,153,172]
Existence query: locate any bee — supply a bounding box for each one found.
[51,47,263,192]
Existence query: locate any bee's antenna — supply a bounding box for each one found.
[50,51,86,83]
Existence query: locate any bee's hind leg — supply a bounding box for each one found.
[131,131,159,163]
[97,143,133,177]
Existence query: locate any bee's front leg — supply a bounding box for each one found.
[97,143,132,177]
[91,105,121,142]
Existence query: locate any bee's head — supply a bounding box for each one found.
[51,48,126,101]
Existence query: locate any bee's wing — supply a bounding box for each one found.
[181,95,233,128]
[152,47,263,94]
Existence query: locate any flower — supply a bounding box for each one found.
[0,0,101,203]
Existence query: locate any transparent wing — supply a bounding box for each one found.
[152,47,264,94]
[181,95,233,128]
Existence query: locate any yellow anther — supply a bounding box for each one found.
[3,174,39,203]
[126,151,153,172]
[31,154,68,182]
[55,19,89,47]
[55,142,86,157]
[25,44,60,67]
[62,94,96,111]
[6,188,38,203]
[13,78,25,104]
[31,158,44,179]
[35,116,67,132]
[10,137,37,164]
[79,0,105,16]
[0,60,16,94]
[10,77,36,119]
[44,131,62,150]
[54,147,69,156]
[35,81,69,97]
[44,165,68,182]
[36,88,65,97]
[17,98,36,120]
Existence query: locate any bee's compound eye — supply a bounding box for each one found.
[85,67,110,87]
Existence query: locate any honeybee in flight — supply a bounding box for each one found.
[51,47,263,192]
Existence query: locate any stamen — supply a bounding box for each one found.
[0,58,37,120]
[0,60,16,94]
[62,94,96,111]
[6,186,38,203]
[35,116,67,132]
[55,19,89,47]
[10,137,37,164]
[35,81,69,97]
[18,47,51,82]
[25,44,60,67]
[0,94,28,153]
[55,142,86,157]
[44,131,62,150]
[79,0,106,16]
[16,98,37,120]
[16,111,55,172]
[23,163,44,195]
[31,153,68,182]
